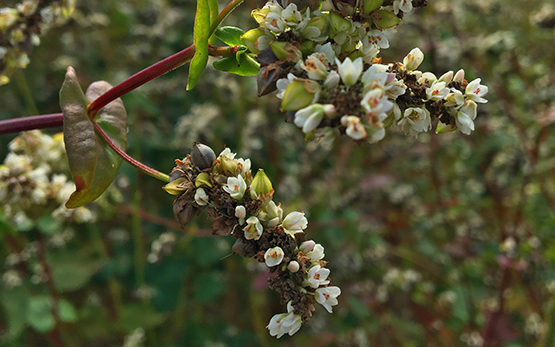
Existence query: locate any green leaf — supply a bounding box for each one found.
[187,0,211,90]
[37,215,62,235]
[0,288,29,340]
[214,26,244,46]
[212,54,260,76]
[59,300,77,323]
[26,296,55,333]
[60,67,128,208]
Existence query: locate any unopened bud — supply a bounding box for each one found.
[300,240,316,253]
[453,69,465,83]
[191,142,216,170]
[439,71,453,84]
[242,28,267,54]
[270,42,302,63]
[250,169,273,199]
[288,260,300,272]
[281,80,320,111]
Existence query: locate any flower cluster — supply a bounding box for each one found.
[164,143,341,338]
[0,130,96,228]
[242,1,488,146]
[0,0,74,85]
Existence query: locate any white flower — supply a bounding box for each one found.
[403,48,424,71]
[313,127,336,147]
[315,286,341,313]
[465,78,488,103]
[265,12,286,33]
[417,72,437,84]
[341,115,367,140]
[393,0,412,14]
[444,89,464,108]
[398,107,432,137]
[306,264,330,288]
[300,53,329,80]
[264,247,285,267]
[294,104,325,133]
[324,70,340,89]
[218,147,236,160]
[282,211,308,235]
[315,43,336,64]
[335,57,363,87]
[360,89,393,120]
[365,30,389,49]
[369,127,386,143]
[243,216,263,240]
[426,80,449,101]
[258,200,283,228]
[194,188,209,206]
[455,100,478,135]
[267,301,302,338]
[236,158,251,178]
[307,243,325,261]
[223,175,247,200]
[281,3,302,26]
[235,205,246,224]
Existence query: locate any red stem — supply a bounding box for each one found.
[0,113,63,134]
[87,45,196,117]
[92,121,169,182]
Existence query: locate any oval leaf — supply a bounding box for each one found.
[215,26,245,46]
[60,67,128,208]
[213,55,260,76]
[187,0,211,90]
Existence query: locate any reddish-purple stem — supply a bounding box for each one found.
[0,113,63,134]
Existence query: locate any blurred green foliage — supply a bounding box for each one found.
[1,0,555,346]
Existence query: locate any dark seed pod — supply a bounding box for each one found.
[191,142,216,170]
[169,168,185,182]
[285,111,296,124]
[257,65,280,97]
[232,238,256,258]
[173,202,197,229]
[257,47,279,66]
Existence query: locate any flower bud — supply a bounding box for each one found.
[251,7,271,24]
[270,42,302,63]
[306,15,328,35]
[163,178,188,195]
[250,169,274,199]
[281,80,320,111]
[363,0,383,14]
[191,142,216,170]
[300,240,316,253]
[453,69,465,83]
[403,48,424,71]
[288,261,300,273]
[242,28,267,54]
[438,71,453,84]
[373,10,402,29]
[217,156,238,176]
[195,172,212,188]
[235,205,246,219]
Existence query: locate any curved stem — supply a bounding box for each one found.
[87,0,245,117]
[92,121,170,183]
[0,113,63,134]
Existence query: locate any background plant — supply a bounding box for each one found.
[1,0,555,346]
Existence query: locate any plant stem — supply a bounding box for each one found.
[92,121,169,183]
[0,113,63,134]
[87,0,245,117]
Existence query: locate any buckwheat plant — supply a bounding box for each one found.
[165,143,340,337]
[0,0,490,340]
